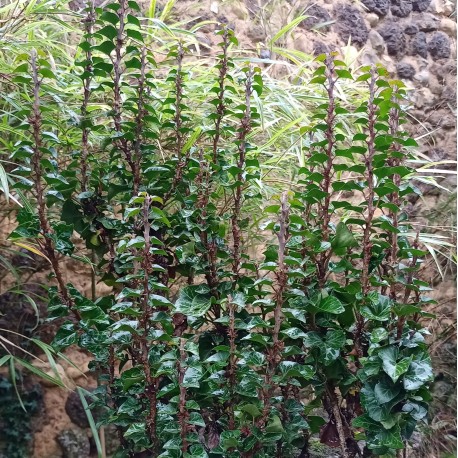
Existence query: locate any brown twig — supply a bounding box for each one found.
[80,0,95,192]
[177,338,189,453]
[231,67,253,279]
[29,50,77,317]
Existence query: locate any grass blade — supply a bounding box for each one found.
[77,387,103,458]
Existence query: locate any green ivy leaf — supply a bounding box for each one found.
[403,353,433,391]
[331,222,358,254]
[316,296,345,314]
[182,365,203,388]
[374,378,401,404]
[378,347,411,383]
[174,286,212,317]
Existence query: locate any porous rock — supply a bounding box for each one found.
[302,4,332,31]
[413,87,435,108]
[334,4,369,48]
[410,31,428,58]
[390,0,413,17]
[65,390,89,429]
[379,22,406,56]
[404,23,419,35]
[246,25,266,43]
[361,0,389,16]
[397,62,416,79]
[412,0,431,11]
[416,12,440,31]
[57,429,90,458]
[428,32,451,59]
[313,41,330,56]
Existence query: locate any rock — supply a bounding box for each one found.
[187,12,213,33]
[104,425,121,456]
[313,41,330,56]
[412,0,431,11]
[246,25,266,43]
[404,23,419,35]
[210,1,219,14]
[428,148,447,162]
[361,0,390,16]
[397,62,416,79]
[433,380,455,403]
[65,391,89,428]
[416,12,440,31]
[428,32,451,59]
[427,74,443,94]
[57,429,90,458]
[440,18,457,37]
[439,0,455,15]
[230,1,249,20]
[194,33,212,55]
[414,69,430,84]
[293,32,313,54]
[361,50,379,65]
[442,84,457,105]
[410,31,428,58]
[259,49,271,59]
[216,14,235,30]
[382,57,397,74]
[440,114,456,129]
[366,13,380,27]
[413,87,435,108]
[66,366,85,381]
[430,60,456,78]
[302,4,332,31]
[391,0,413,17]
[334,4,369,48]
[369,30,385,55]
[31,361,72,388]
[379,22,406,56]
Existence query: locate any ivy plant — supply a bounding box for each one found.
[5,1,435,457]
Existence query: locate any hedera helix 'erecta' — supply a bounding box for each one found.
[7,1,435,456]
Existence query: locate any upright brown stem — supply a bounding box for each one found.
[110,0,136,177]
[177,338,189,453]
[29,51,76,315]
[316,54,336,289]
[112,0,127,135]
[227,299,237,430]
[326,386,349,458]
[174,43,185,160]
[360,67,378,297]
[80,0,95,192]
[132,47,148,194]
[195,151,219,305]
[139,196,158,451]
[354,66,379,357]
[231,68,253,279]
[212,28,230,164]
[259,192,289,426]
[163,45,188,204]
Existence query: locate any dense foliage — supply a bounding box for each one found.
[3,1,436,457]
[0,376,43,457]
